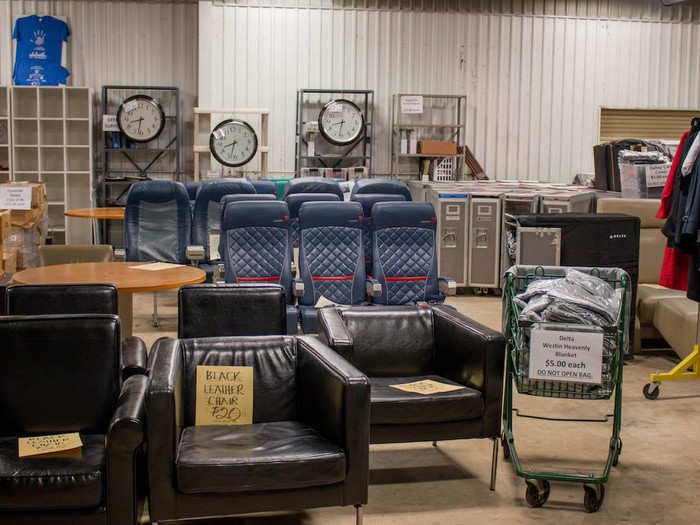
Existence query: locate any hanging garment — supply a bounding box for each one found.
[682,132,700,177]
[662,128,698,251]
[658,130,689,219]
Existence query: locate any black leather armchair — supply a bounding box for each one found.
[318,305,506,490]
[0,314,147,524]
[147,335,370,524]
[178,283,287,338]
[5,284,148,379]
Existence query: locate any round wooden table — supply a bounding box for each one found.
[64,207,125,244]
[12,262,205,338]
[64,207,125,220]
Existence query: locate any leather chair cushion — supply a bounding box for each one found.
[637,284,685,324]
[0,434,105,511]
[6,284,118,315]
[639,229,666,284]
[175,422,346,494]
[653,297,698,360]
[339,306,435,376]
[369,375,483,425]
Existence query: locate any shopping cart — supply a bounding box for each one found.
[501,265,629,513]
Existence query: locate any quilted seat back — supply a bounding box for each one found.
[124,180,191,263]
[298,201,365,306]
[193,179,256,262]
[372,201,440,305]
[351,193,407,276]
[221,201,292,300]
[285,193,341,249]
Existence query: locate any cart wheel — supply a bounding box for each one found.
[583,484,605,513]
[501,433,511,461]
[525,480,550,508]
[612,439,622,467]
[643,383,660,400]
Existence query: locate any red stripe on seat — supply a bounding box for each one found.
[385,276,427,281]
[238,276,280,282]
[312,276,354,281]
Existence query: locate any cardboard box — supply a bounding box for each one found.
[0,181,46,209]
[1,247,17,274]
[417,141,458,156]
[0,209,9,242]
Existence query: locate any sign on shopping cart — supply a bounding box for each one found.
[528,326,604,384]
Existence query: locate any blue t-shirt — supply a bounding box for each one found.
[13,15,70,64]
[13,62,70,86]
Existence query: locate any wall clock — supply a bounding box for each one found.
[116,94,165,143]
[209,119,258,167]
[318,99,365,146]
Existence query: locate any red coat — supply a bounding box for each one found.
[657,131,690,290]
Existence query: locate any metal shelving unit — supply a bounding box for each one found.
[390,93,466,180]
[0,87,10,183]
[99,85,180,246]
[295,89,373,177]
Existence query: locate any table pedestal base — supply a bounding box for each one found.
[118,292,133,339]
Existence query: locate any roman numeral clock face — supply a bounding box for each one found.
[209,119,258,168]
[319,99,365,146]
[116,95,165,143]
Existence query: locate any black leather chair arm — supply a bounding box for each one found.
[432,305,505,438]
[120,336,148,379]
[107,374,148,525]
[317,307,353,354]
[297,336,370,506]
[146,338,183,518]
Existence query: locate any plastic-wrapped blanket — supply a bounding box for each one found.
[516,269,620,327]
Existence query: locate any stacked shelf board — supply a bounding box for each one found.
[10,86,93,244]
[193,108,269,181]
[0,87,9,183]
[390,94,466,180]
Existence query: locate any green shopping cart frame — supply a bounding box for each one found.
[501,266,629,513]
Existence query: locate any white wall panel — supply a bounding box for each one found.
[199,1,700,181]
[1,0,198,174]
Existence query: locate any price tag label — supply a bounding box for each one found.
[528,327,604,384]
[401,95,424,114]
[195,366,253,426]
[123,100,138,113]
[18,433,83,458]
[0,185,32,210]
[646,164,670,188]
[327,102,343,113]
[103,114,119,132]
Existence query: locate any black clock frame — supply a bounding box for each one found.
[209,118,259,168]
[116,94,166,143]
[317,98,365,146]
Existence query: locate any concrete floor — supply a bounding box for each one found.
[135,290,700,525]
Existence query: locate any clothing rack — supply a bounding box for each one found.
[644,117,700,399]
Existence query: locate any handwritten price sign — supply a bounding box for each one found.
[195,366,253,426]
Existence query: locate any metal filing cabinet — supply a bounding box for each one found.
[427,189,469,286]
[468,191,502,289]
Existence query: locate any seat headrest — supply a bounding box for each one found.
[221,194,277,206]
[372,201,437,230]
[351,178,412,201]
[222,200,290,229]
[351,193,406,216]
[184,181,200,200]
[126,180,190,205]
[283,177,344,200]
[198,179,256,202]
[299,201,364,229]
[285,193,341,217]
[250,180,277,196]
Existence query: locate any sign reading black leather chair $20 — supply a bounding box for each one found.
[195,366,253,425]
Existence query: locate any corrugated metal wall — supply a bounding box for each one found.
[200,0,700,181]
[0,0,198,174]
